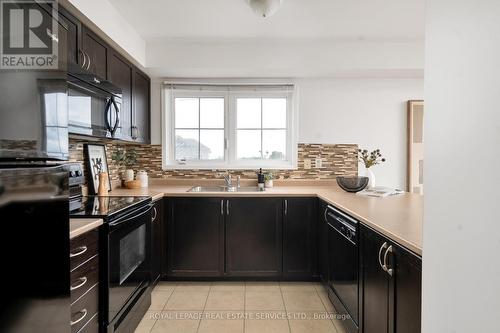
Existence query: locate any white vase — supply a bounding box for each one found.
[265,179,274,188]
[123,169,134,182]
[364,167,376,189]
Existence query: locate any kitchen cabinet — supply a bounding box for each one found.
[81,26,108,79]
[132,68,151,143]
[225,198,283,277]
[151,199,164,285]
[107,50,133,140]
[70,229,99,333]
[57,7,81,68]
[318,200,329,283]
[283,197,317,278]
[360,225,422,333]
[166,198,224,277]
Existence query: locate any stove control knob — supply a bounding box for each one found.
[347,229,353,239]
[69,171,75,178]
[75,170,82,177]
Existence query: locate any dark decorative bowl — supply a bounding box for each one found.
[336,176,369,193]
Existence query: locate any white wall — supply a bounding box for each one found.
[423,0,500,332]
[151,77,423,189]
[67,0,146,66]
[298,78,423,189]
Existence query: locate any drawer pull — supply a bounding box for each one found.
[70,246,87,258]
[70,277,88,291]
[70,309,87,326]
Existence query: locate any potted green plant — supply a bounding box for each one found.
[111,148,138,185]
[264,172,274,188]
[358,148,386,188]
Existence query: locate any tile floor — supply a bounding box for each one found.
[135,281,348,333]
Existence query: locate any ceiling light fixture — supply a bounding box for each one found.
[245,0,283,18]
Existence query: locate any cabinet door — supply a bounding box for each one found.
[151,200,163,285]
[283,197,317,278]
[58,7,81,67]
[225,198,282,277]
[107,51,132,140]
[318,200,329,283]
[167,198,224,277]
[81,27,107,79]
[392,245,422,333]
[361,225,391,333]
[132,69,151,143]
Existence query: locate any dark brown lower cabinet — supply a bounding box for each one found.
[225,198,283,277]
[151,199,164,285]
[361,225,422,333]
[167,198,224,277]
[283,197,317,278]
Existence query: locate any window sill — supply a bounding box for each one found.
[162,163,297,171]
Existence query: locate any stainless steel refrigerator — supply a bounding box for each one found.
[0,62,70,333]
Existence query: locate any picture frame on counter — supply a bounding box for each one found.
[84,143,111,194]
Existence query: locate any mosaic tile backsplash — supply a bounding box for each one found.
[69,138,358,187]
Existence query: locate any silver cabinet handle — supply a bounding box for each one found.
[383,245,393,276]
[220,200,224,215]
[324,207,328,222]
[70,277,87,291]
[84,52,91,70]
[151,206,157,222]
[70,309,88,326]
[378,242,388,271]
[70,246,87,258]
[284,199,288,215]
[226,199,230,215]
[79,50,86,69]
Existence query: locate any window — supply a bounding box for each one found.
[163,84,297,169]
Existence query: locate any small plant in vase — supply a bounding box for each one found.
[358,149,386,188]
[264,172,274,188]
[111,148,137,186]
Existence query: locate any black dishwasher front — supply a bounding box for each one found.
[325,204,359,331]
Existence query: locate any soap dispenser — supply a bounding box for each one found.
[257,168,265,191]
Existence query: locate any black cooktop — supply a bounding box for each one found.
[70,196,151,219]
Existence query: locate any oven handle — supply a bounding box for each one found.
[326,205,357,226]
[105,97,120,136]
[108,204,153,228]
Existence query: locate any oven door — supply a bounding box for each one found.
[108,204,151,323]
[68,76,122,139]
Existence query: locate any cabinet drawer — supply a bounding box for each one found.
[70,255,99,304]
[70,229,99,271]
[76,313,99,333]
[71,284,98,333]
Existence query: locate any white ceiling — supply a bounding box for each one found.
[108,0,425,41]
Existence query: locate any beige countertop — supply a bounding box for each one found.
[107,182,423,256]
[70,218,103,239]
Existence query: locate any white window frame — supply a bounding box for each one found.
[162,84,298,170]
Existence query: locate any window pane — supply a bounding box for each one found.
[200,98,224,128]
[175,129,199,160]
[263,98,287,128]
[237,98,261,128]
[263,130,286,160]
[175,98,199,128]
[237,130,262,159]
[200,130,224,160]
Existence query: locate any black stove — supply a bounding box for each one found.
[70,195,151,219]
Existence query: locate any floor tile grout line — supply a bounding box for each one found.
[314,284,340,333]
[195,283,211,333]
[279,282,292,333]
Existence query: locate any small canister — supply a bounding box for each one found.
[137,170,148,188]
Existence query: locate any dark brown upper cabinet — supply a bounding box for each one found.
[132,69,151,144]
[81,26,108,79]
[57,7,82,68]
[107,50,133,140]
